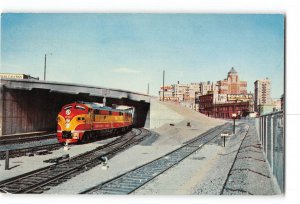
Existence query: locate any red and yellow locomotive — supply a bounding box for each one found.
[57,101,133,144]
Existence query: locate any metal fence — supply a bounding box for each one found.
[256,111,285,193]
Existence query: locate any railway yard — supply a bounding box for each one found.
[0,101,280,195]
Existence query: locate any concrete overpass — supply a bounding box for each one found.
[0,79,150,136]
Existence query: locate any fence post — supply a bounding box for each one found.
[258,111,284,193]
[5,150,9,170]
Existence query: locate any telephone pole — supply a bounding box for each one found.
[44,53,52,80]
[147,83,149,95]
[162,70,165,101]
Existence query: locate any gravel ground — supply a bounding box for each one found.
[44,102,226,194]
[0,136,119,181]
[132,123,280,195]
[45,142,181,194]
[0,138,58,151]
[133,124,246,195]
[222,125,281,195]
[0,101,279,195]
[191,124,247,195]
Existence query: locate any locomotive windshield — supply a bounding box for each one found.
[63,105,73,110]
[75,105,86,110]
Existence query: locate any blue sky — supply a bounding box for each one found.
[1,14,284,98]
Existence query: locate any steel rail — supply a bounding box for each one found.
[0,133,56,145]
[81,123,232,195]
[0,128,150,194]
[0,143,62,160]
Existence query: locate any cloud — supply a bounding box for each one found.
[112,67,141,74]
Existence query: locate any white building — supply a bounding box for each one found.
[173,83,189,102]
[199,81,217,96]
[254,78,272,112]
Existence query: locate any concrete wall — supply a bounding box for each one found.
[0,87,149,136]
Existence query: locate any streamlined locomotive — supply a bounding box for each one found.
[57,101,133,144]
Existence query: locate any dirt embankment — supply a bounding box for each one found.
[150,100,226,145]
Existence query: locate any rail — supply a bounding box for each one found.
[81,123,232,195]
[256,111,284,193]
[0,128,150,194]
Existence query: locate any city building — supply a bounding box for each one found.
[199,93,254,118]
[159,82,200,102]
[0,73,39,80]
[217,67,247,95]
[159,67,255,116]
[281,94,284,111]
[173,83,189,102]
[188,83,200,100]
[199,81,217,96]
[158,85,179,102]
[212,101,254,118]
[272,98,282,111]
[257,99,282,115]
[198,67,253,118]
[254,78,272,112]
[199,94,214,116]
[159,82,201,110]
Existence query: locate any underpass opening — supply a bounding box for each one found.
[0,87,150,136]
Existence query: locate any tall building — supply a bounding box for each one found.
[158,85,179,102]
[254,78,272,112]
[199,81,217,96]
[217,67,247,94]
[173,83,189,102]
[188,83,200,99]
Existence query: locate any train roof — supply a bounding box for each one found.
[75,101,133,112]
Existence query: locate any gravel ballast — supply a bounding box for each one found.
[0,101,280,195]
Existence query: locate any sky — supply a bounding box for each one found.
[1,14,284,98]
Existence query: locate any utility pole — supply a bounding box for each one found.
[44,53,52,80]
[44,54,47,80]
[147,83,149,95]
[163,70,165,101]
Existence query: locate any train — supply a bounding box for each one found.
[57,101,134,144]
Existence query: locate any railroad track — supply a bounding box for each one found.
[81,123,232,195]
[0,131,123,160]
[0,143,62,160]
[0,128,151,194]
[0,133,56,145]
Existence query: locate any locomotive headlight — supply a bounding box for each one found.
[72,132,79,139]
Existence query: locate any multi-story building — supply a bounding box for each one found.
[272,98,282,111]
[199,93,254,118]
[212,101,254,118]
[159,85,179,102]
[217,67,247,95]
[281,94,284,111]
[159,82,202,110]
[198,67,254,118]
[199,81,217,96]
[173,83,189,102]
[188,83,200,99]
[254,78,272,112]
[199,94,214,116]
